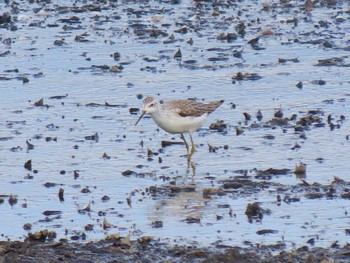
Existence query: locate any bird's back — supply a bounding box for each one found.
[164,99,224,118]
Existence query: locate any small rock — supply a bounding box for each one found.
[245,202,264,221]
[256,229,278,235]
[152,221,163,228]
[102,152,111,159]
[260,28,273,36]
[23,223,32,230]
[34,98,44,107]
[236,127,244,136]
[101,195,110,202]
[296,81,303,89]
[295,163,306,176]
[311,79,326,85]
[209,120,227,132]
[137,236,153,244]
[274,109,283,118]
[112,52,121,61]
[120,234,132,248]
[28,229,50,242]
[243,112,251,121]
[22,77,29,84]
[256,110,263,121]
[174,48,182,59]
[26,140,35,150]
[185,216,200,224]
[203,188,223,199]
[81,187,91,193]
[84,132,99,142]
[84,224,94,231]
[8,194,17,206]
[127,197,132,208]
[106,233,121,241]
[43,210,62,216]
[0,12,11,24]
[24,159,32,170]
[103,218,112,229]
[78,202,91,213]
[122,170,136,176]
[58,188,64,202]
[129,108,139,115]
[208,143,218,153]
[110,65,122,72]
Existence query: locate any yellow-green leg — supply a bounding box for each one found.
[180,133,189,155]
[188,133,195,161]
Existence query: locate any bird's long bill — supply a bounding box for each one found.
[135,111,146,126]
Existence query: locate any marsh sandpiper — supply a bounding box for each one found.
[135,96,224,161]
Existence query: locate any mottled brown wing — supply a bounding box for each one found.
[171,100,224,117]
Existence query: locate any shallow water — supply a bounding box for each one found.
[1,0,350,248]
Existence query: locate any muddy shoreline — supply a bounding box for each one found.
[2,239,350,263]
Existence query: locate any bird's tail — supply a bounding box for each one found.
[207,100,224,114]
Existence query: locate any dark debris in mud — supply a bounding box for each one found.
[1,239,350,263]
[142,169,350,205]
[1,0,349,80]
[237,107,345,136]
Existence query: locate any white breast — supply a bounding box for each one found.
[151,111,208,134]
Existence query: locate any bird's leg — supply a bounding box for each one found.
[187,160,196,176]
[180,133,189,155]
[188,133,195,161]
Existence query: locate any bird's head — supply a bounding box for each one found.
[135,96,159,126]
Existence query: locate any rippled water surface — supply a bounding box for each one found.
[0,0,350,248]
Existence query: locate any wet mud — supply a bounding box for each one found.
[2,239,350,263]
[1,0,350,262]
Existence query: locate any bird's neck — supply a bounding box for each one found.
[150,107,163,123]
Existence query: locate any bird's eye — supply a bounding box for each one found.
[150,103,154,107]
